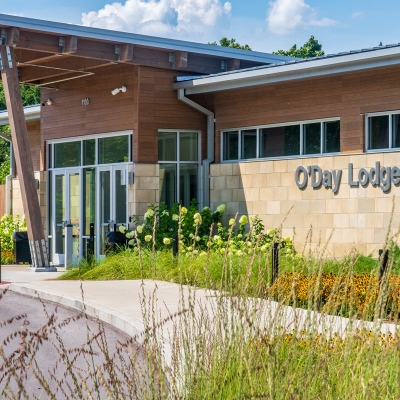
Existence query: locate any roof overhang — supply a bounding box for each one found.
[173,45,400,94]
[0,14,294,64]
[0,105,40,126]
[0,13,295,87]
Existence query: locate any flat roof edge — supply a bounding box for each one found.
[0,105,40,126]
[173,47,400,94]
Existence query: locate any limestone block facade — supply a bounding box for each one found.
[210,152,400,256]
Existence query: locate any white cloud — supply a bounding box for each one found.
[266,0,336,35]
[352,11,364,19]
[82,0,232,41]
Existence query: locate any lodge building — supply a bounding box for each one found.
[1,13,400,267]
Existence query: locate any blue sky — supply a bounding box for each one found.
[2,0,398,54]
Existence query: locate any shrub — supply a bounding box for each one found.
[118,200,293,255]
[0,214,26,263]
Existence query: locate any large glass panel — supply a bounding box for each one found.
[324,121,340,153]
[99,170,111,255]
[83,139,96,165]
[369,115,389,150]
[83,168,96,236]
[55,142,81,168]
[392,114,400,148]
[98,135,129,164]
[260,125,300,158]
[180,132,198,161]
[159,164,177,207]
[241,129,257,159]
[179,164,198,207]
[158,132,177,161]
[55,174,65,255]
[115,169,127,225]
[304,123,321,155]
[223,131,239,160]
[69,172,80,257]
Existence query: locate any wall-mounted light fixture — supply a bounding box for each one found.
[111,85,127,95]
[41,99,53,106]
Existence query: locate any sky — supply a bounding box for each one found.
[1,0,398,54]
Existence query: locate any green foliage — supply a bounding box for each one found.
[117,200,292,255]
[0,82,40,110]
[209,37,252,51]
[0,83,39,181]
[273,35,324,58]
[0,154,10,184]
[0,214,26,263]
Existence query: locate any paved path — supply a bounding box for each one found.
[0,290,145,399]
[0,265,65,284]
[1,265,399,395]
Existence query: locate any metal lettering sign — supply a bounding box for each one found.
[82,98,90,106]
[295,162,400,193]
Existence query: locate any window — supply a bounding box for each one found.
[158,131,199,207]
[98,135,129,164]
[55,142,81,168]
[48,132,131,169]
[222,118,340,161]
[366,112,400,151]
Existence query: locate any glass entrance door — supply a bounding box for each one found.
[97,165,128,257]
[52,169,81,265]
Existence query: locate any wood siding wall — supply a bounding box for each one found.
[26,120,42,171]
[136,67,207,163]
[189,65,400,163]
[41,64,137,141]
[40,64,207,164]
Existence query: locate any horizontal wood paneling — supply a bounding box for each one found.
[41,64,137,141]
[26,120,41,171]
[199,64,400,162]
[135,66,207,163]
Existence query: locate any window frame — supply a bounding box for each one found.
[220,117,341,163]
[47,130,132,170]
[158,129,201,205]
[365,110,400,152]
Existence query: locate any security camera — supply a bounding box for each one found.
[111,86,127,95]
[41,99,53,106]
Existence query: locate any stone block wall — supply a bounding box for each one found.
[11,171,47,233]
[210,152,400,257]
[129,163,160,221]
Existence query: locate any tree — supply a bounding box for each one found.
[273,35,324,58]
[0,83,40,183]
[209,37,252,51]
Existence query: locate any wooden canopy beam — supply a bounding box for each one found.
[0,44,55,271]
[19,57,109,83]
[1,26,257,78]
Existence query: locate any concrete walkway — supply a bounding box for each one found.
[1,265,399,372]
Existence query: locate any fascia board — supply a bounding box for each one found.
[0,105,40,126]
[173,47,400,94]
[0,13,294,64]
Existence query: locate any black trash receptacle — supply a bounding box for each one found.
[13,232,32,264]
[105,231,128,251]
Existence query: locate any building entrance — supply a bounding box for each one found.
[50,165,128,265]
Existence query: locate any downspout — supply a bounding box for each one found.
[177,89,214,208]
